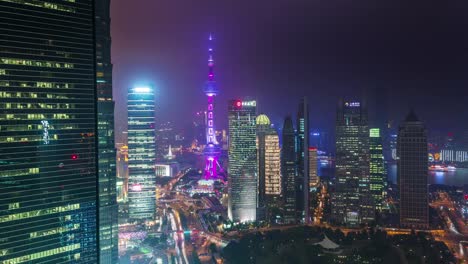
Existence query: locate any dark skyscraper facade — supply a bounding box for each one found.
[128,86,156,220]
[332,100,374,226]
[296,98,310,224]
[398,112,429,229]
[281,116,297,224]
[96,0,118,262]
[228,99,257,222]
[0,1,98,263]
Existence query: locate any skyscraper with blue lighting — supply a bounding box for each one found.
[128,86,156,220]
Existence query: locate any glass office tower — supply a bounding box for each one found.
[281,116,297,224]
[369,128,385,211]
[0,1,97,263]
[332,100,374,226]
[127,86,156,221]
[96,0,118,262]
[397,111,429,229]
[228,99,257,222]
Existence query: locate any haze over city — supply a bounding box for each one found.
[111,0,468,142]
[0,0,468,263]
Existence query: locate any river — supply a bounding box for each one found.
[387,164,468,187]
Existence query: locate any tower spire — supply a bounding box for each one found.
[208,34,214,81]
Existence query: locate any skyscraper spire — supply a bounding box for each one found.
[203,34,221,179]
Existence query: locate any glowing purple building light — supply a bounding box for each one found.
[203,34,221,179]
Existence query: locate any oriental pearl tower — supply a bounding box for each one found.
[203,34,221,180]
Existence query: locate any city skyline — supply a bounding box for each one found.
[1,1,468,263]
[111,0,468,143]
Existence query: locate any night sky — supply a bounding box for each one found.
[111,0,468,144]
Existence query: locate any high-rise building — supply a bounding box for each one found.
[127,86,156,220]
[398,111,429,229]
[0,1,98,262]
[256,114,281,221]
[116,144,129,200]
[296,98,310,224]
[369,128,385,211]
[95,0,118,262]
[281,116,297,224]
[228,99,257,222]
[155,121,174,160]
[203,35,221,180]
[309,147,319,188]
[332,100,374,226]
[308,147,319,222]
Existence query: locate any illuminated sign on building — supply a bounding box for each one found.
[242,100,256,107]
[345,102,360,107]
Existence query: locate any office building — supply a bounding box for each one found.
[282,116,297,224]
[0,1,98,262]
[398,111,429,229]
[127,86,156,221]
[95,0,118,262]
[332,100,374,226]
[369,128,385,211]
[228,99,257,222]
[296,98,310,224]
[309,147,319,188]
[256,114,281,220]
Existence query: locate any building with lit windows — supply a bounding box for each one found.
[398,111,429,229]
[256,114,281,221]
[309,147,319,188]
[282,116,297,224]
[296,98,310,223]
[440,149,468,163]
[127,86,156,221]
[228,99,257,222]
[0,1,98,262]
[95,0,118,262]
[332,100,374,226]
[369,128,385,211]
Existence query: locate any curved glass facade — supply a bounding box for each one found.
[0,0,97,262]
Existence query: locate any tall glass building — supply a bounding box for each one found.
[228,99,257,222]
[0,1,98,263]
[332,100,374,226]
[369,128,385,211]
[127,86,156,221]
[397,111,428,229]
[281,116,297,224]
[96,0,118,262]
[296,98,310,224]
